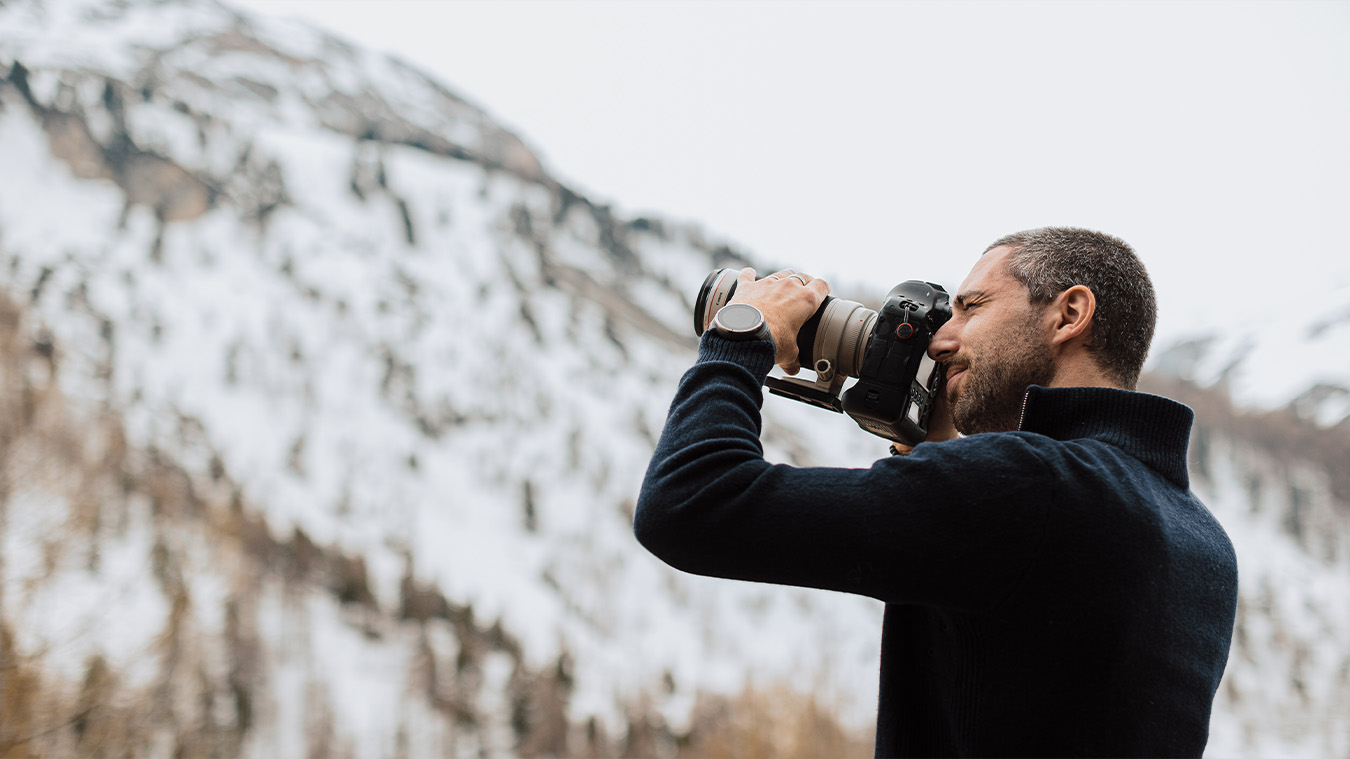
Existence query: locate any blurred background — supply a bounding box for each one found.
[1,0,1347,756]
[235,0,1350,346]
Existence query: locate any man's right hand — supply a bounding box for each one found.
[726,267,829,375]
[891,372,958,454]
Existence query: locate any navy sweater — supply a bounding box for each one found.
[635,335,1239,758]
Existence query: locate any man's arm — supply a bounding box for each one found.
[634,333,1056,611]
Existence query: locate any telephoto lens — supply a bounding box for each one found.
[694,267,951,445]
[695,268,877,379]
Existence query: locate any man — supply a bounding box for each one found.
[634,227,1238,758]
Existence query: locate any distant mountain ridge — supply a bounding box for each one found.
[1,0,1347,756]
[1150,281,1350,428]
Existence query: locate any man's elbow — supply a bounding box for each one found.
[633,451,760,572]
[632,488,676,560]
[632,480,705,572]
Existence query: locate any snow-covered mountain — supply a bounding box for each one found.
[0,0,1346,756]
[1151,286,1350,428]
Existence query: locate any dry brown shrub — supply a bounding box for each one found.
[512,653,573,758]
[0,624,47,757]
[599,681,873,759]
[674,683,873,759]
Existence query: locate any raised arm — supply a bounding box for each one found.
[634,335,1055,611]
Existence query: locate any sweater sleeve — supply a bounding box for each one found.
[634,334,1055,611]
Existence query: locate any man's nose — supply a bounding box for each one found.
[928,321,958,361]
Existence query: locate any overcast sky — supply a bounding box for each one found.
[236,0,1350,345]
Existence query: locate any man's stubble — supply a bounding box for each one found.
[948,316,1056,435]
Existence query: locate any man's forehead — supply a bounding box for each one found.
[957,245,1018,295]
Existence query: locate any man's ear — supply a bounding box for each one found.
[1049,285,1095,347]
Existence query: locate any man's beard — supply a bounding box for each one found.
[947,327,1056,435]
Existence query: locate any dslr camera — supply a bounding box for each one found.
[695,269,952,446]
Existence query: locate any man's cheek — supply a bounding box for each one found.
[946,368,968,399]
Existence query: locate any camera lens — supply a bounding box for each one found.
[694,268,741,336]
[799,297,876,378]
[695,268,877,378]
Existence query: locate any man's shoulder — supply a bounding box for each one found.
[897,431,1070,504]
[929,431,1190,521]
[911,430,1058,467]
[921,428,1101,463]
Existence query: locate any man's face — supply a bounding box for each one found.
[929,246,1056,434]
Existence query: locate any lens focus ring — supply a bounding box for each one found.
[813,299,875,379]
[694,268,740,336]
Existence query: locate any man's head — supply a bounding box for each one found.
[929,227,1157,434]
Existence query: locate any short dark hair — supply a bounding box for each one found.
[985,227,1156,389]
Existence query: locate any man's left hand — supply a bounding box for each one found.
[727,268,829,375]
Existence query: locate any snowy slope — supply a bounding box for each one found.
[0,0,888,748]
[1149,281,1350,427]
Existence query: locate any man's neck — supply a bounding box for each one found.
[1048,353,1125,391]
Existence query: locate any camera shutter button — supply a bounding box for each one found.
[895,323,915,339]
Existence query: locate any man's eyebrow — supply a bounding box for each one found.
[953,290,991,308]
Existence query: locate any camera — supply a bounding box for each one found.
[695,268,952,446]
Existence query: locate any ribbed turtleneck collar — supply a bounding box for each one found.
[1017,385,1195,489]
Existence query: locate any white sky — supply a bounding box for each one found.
[237,0,1350,345]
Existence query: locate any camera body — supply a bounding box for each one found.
[695,270,951,446]
[839,281,950,444]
